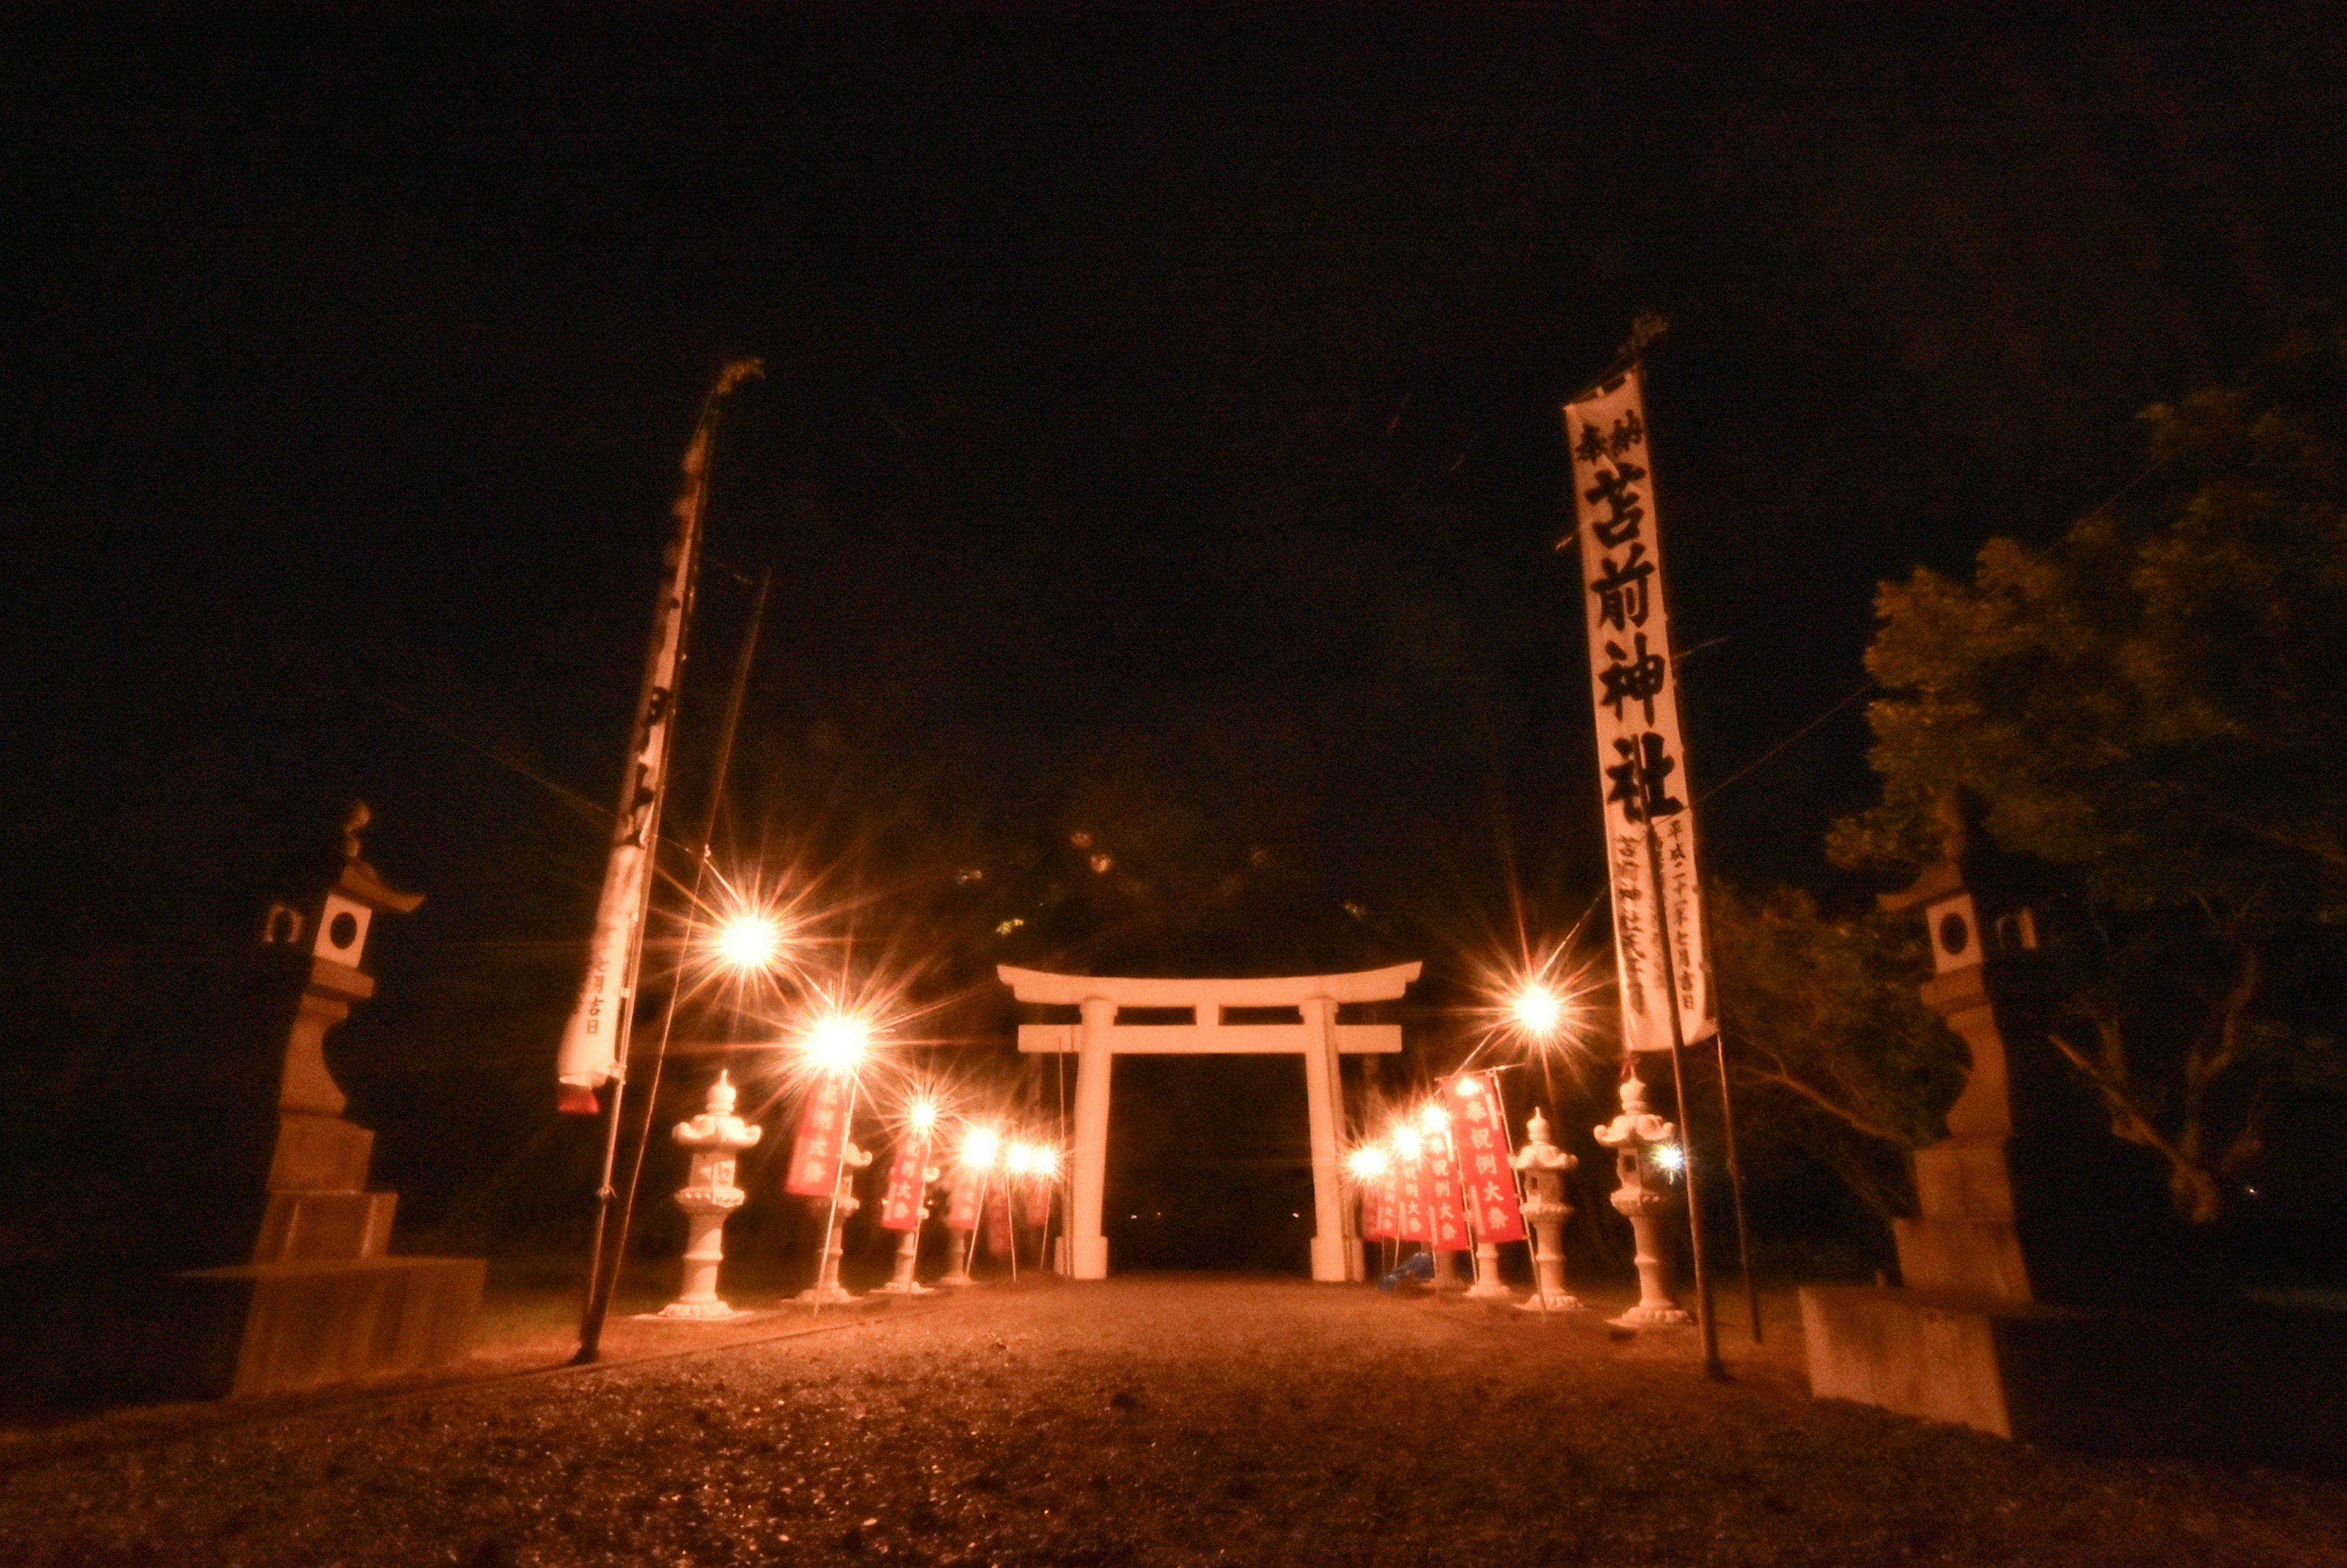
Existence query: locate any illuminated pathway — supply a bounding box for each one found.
[4,1280,2343,1564]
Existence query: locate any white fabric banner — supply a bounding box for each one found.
[555,434,708,1099]
[1564,368,1716,1052]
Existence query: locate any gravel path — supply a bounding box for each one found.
[4,1277,2343,1566]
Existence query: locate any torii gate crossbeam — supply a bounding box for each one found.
[997,962,1421,1282]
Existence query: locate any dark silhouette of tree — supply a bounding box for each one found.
[1831,320,2347,1222]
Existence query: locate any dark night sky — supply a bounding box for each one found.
[5,5,2345,1251]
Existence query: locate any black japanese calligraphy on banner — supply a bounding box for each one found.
[1563,369,1716,1053]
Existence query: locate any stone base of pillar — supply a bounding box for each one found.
[938,1231,976,1288]
[1070,1234,1109,1280]
[875,1278,931,1296]
[1611,1301,1694,1327]
[658,1298,741,1320]
[1516,1289,1585,1313]
[794,1281,859,1306]
[1464,1242,1512,1300]
[1308,1233,1352,1284]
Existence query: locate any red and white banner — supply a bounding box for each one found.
[1023,1177,1054,1232]
[945,1172,985,1232]
[1398,1145,1433,1242]
[1423,1125,1471,1253]
[1360,1163,1398,1240]
[1452,1082,1527,1243]
[877,1133,930,1231]
[1563,367,1716,1054]
[983,1187,1014,1257]
[784,1074,853,1197]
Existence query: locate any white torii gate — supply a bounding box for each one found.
[997,962,1421,1283]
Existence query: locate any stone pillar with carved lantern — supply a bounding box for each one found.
[150,805,486,1400]
[659,1072,762,1320]
[796,1141,875,1306]
[1595,1062,1691,1327]
[1790,791,2343,1451]
[1511,1108,1583,1311]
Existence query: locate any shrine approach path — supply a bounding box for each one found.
[3,1277,2344,1566]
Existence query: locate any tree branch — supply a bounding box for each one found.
[1732,1050,1914,1148]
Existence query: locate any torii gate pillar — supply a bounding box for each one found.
[1000,962,1421,1283]
[1070,995,1117,1280]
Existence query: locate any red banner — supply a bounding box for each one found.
[784,1074,853,1197]
[1452,1082,1527,1243]
[945,1171,984,1231]
[983,1187,1014,1256]
[878,1133,930,1231]
[1023,1177,1053,1231]
[1424,1120,1471,1253]
[1398,1143,1433,1242]
[1360,1162,1398,1240]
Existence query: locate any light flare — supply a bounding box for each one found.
[1346,1144,1390,1181]
[799,1011,872,1075]
[961,1125,1001,1171]
[1510,982,1567,1041]
[713,914,784,972]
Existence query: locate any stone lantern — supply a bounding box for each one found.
[659,1072,762,1320]
[936,1167,983,1289]
[796,1140,874,1306]
[877,1156,942,1297]
[1511,1107,1583,1312]
[166,805,486,1398]
[1595,1061,1691,1327]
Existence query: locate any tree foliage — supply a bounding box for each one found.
[1831,320,2347,1221]
[1705,882,1965,1223]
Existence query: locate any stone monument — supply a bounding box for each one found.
[659,1072,762,1319]
[170,805,485,1397]
[1802,794,2347,1456]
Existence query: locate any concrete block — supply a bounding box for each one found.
[1892,1216,2031,1299]
[253,1190,395,1262]
[1802,1283,2347,1460]
[1910,1138,2014,1220]
[177,1256,485,1398]
[266,1114,375,1192]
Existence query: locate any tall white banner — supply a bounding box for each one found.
[1564,367,1715,1053]
[554,427,711,1107]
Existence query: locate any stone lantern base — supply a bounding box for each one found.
[657,1298,743,1321]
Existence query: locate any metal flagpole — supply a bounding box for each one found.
[812,1069,861,1317]
[1634,746,1725,1381]
[962,1171,991,1280]
[1485,1069,1548,1325]
[582,568,771,1361]
[570,359,763,1365]
[1713,1027,1762,1343]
